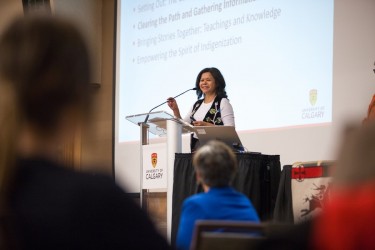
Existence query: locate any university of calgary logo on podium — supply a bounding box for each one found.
[151,153,157,168]
[309,89,317,106]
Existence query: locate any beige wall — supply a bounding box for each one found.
[52,0,115,174]
[0,0,23,34]
[51,0,103,85]
[80,0,115,174]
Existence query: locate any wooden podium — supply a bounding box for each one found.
[126,111,193,240]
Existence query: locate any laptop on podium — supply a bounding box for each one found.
[193,126,244,152]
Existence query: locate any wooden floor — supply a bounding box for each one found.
[142,191,168,238]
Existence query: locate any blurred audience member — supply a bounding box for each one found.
[0,16,170,250]
[363,95,375,123]
[176,141,260,250]
[311,122,375,249]
[261,122,375,250]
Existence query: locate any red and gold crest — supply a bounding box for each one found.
[151,153,157,168]
[309,89,317,106]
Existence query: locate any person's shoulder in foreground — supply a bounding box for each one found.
[177,186,260,250]
[10,157,171,250]
[311,122,375,249]
[184,186,259,221]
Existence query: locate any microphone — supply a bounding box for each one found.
[143,87,197,123]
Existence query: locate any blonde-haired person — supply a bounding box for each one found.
[0,16,170,250]
[176,141,259,250]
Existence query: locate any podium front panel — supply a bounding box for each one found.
[142,144,167,189]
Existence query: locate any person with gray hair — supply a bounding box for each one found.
[176,141,260,250]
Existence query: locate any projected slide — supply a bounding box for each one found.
[117,0,334,142]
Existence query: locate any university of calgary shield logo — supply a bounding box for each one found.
[151,153,157,168]
[309,89,317,106]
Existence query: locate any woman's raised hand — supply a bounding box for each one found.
[167,97,182,119]
[167,97,179,111]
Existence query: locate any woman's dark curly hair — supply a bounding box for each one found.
[195,67,228,99]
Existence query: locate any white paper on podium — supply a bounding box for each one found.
[142,144,167,189]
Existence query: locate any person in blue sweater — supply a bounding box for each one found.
[176,141,260,250]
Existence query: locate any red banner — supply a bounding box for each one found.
[292,166,323,181]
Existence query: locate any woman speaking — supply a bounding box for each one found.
[167,67,235,151]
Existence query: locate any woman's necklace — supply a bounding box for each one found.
[204,94,216,104]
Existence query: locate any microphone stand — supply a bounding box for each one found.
[143,87,196,123]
